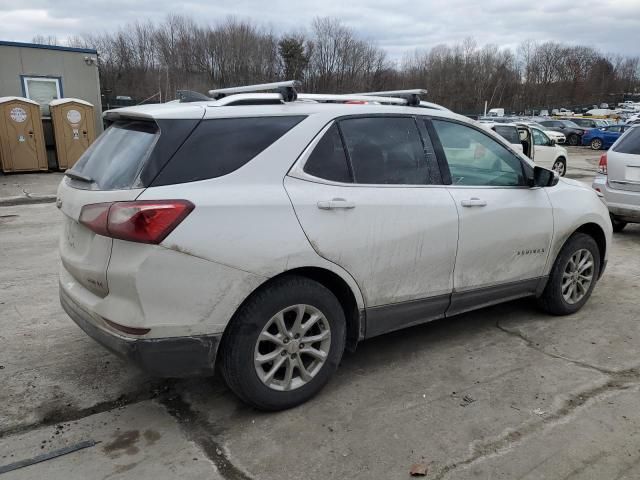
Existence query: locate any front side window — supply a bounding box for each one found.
[304,124,352,183]
[339,117,431,185]
[532,128,550,146]
[432,120,526,187]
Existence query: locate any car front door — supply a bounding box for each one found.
[531,128,556,168]
[285,116,459,337]
[428,118,554,316]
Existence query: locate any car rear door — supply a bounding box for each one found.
[427,118,553,315]
[285,116,459,337]
[608,126,640,193]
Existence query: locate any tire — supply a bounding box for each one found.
[568,134,579,146]
[220,275,346,411]
[552,157,566,177]
[537,233,600,315]
[611,216,627,232]
[590,138,603,150]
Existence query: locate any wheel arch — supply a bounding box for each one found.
[223,266,365,353]
[572,222,607,278]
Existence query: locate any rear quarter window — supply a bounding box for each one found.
[613,127,640,155]
[152,116,305,185]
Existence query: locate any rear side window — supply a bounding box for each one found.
[153,116,305,185]
[339,117,431,185]
[613,127,640,154]
[69,121,158,190]
[494,126,520,144]
[304,124,352,183]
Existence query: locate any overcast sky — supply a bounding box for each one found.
[1,0,639,59]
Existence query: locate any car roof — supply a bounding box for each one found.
[103,100,467,123]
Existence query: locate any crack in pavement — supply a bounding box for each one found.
[427,321,640,480]
[0,382,169,439]
[158,387,255,480]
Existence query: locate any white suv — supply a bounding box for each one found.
[58,83,612,410]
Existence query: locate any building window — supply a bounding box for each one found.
[21,76,62,116]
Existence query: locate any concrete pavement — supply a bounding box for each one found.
[0,172,63,206]
[1,147,639,479]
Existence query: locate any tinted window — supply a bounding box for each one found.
[304,124,352,182]
[69,121,158,190]
[155,116,305,185]
[607,126,621,133]
[339,117,431,185]
[494,126,520,144]
[432,120,526,187]
[613,127,640,154]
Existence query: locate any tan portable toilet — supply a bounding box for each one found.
[0,97,48,173]
[50,98,97,170]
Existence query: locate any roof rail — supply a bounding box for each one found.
[177,90,212,103]
[354,89,428,107]
[297,93,408,105]
[209,80,300,102]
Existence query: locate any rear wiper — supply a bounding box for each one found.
[65,171,94,183]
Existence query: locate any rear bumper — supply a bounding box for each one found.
[592,175,640,222]
[60,287,220,377]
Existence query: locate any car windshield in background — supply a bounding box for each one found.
[68,121,159,190]
[561,120,581,128]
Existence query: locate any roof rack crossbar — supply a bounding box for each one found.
[208,80,301,102]
[297,93,408,105]
[353,89,428,107]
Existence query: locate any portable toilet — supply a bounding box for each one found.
[0,97,48,173]
[49,98,96,170]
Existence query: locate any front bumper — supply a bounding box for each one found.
[60,288,221,377]
[592,175,640,223]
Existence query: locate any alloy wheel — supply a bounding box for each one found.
[254,304,331,391]
[552,160,566,176]
[568,134,579,146]
[591,139,602,150]
[562,249,594,305]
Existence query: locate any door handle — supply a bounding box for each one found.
[317,198,356,210]
[460,197,487,207]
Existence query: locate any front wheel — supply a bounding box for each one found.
[220,275,346,411]
[537,233,600,315]
[552,158,567,177]
[590,138,603,150]
[568,134,579,146]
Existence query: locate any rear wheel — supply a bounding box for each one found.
[552,157,566,177]
[611,216,627,232]
[220,275,346,411]
[537,233,600,315]
[590,138,603,150]
[568,133,579,146]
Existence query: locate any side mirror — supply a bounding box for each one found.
[550,138,557,145]
[530,166,559,188]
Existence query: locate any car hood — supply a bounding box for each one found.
[559,177,591,190]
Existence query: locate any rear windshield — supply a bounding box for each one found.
[152,116,305,186]
[69,121,158,190]
[494,126,520,144]
[613,127,640,155]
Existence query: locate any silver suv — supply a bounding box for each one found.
[58,82,612,410]
[592,125,640,231]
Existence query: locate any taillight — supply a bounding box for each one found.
[598,153,607,175]
[79,200,194,244]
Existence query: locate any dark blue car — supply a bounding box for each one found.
[582,124,633,150]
